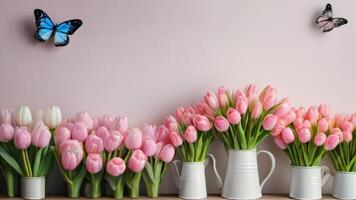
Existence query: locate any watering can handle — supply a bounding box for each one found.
[257,150,276,190]
[321,165,331,186]
[172,160,182,189]
[207,154,223,190]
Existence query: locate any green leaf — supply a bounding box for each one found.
[0,146,24,176]
[144,162,156,183]
[32,148,43,177]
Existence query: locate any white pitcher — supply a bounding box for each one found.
[172,154,222,199]
[220,149,275,199]
[332,171,356,199]
[289,166,331,200]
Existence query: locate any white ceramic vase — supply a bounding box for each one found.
[21,177,45,199]
[289,166,331,200]
[172,154,222,199]
[220,149,275,199]
[332,171,356,200]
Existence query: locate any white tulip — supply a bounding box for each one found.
[15,105,32,127]
[44,106,62,129]
[0,109,12,124]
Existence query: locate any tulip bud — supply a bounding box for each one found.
[95,126,110,140]
[15,106,32,127]
[14,127,31,150]
[44,106,62,129]
[0,123,15,142]
[71,122,88,142]
[55,126,71,145]
[100,114,114,128]
[85,134,104,154]
[158,144,175,163]
[192,114,212,132]
[112,116,128,134]
[128,149,147,172]
[324,134,340,150]
[298,128,311,143]
[124,128,143,150]
[204,91,219,110]
[217,86,229,108]
[262,114,278,131]
[317,118,329,132]
[251,100,262,119]
[142,139,157,157]
[281,127,295,144]
[214,116,230,132]
[236,100,247,115]
[314,132,326,146]
[183,125,197,144]
[226,108,241,125]
[274,136,287,150]
[106,157,126,176]
[169,131,183,147]
[86,154,103,174]
[60,140,84,171]
[318,104,331,118]
[31,121,51,148]
[343,131,352,142]
[103,132,123,152]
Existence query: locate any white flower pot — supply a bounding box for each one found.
[21,177,45,199]
[332,171,356,199]
[289,166,331,200]
[172,154,222,199]
[221,149,275,199]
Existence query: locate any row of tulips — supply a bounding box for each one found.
[0,84,355,200]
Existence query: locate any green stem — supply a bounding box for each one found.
[89,179,101,198]
[126,172,142,198]
[67,182,81,198]
[5,169,18,197]
[21,150,30,177]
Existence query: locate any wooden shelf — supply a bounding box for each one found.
[0,194,337,199]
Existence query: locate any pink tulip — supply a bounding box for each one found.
[271,119,286,136]
[324,134,340,150]
[294,108,305,118]
[154,142,164,157]
[343,131,352,142]
[262,94,276,110]
[62,122,74,132]
[71,122,88,142]
[305,106,319,124]
[244,84,257,98]
[61,151,81,171]
[192,114,212,132]
[55,126,71,145]
[60,140,84,171]
[274,136,287,150]
[283,111,296,125]
[217,86,229,108]
[262,114,278,131]
[318,104,331,118]
[183,125,197,144]
[141,124,157,141]
[86,154,103,174]
[204,91,219,110]
[331,128,343,141]
[274,105,290,118]
[128,149,147,172]
[76,112,94,131]
[298,128,311,143]
[236,100,248,115]
[95,126,110,140]
[85,134,104,154]
[106,157,126,176]
[124,128,143,150]
[226,108,241,125]
[112,116,128,134]
[159,144,175,163]
[156,125,171,144]
[0,109,12,125]
[350,113,356,128]
[214,116,230,132]
[281,128,295,144]
[251,100,263,119]
[142,139,157,156]
[103,132,123,152]
[302,120,311,129]
[14,127,31,150]
[341,121,353,133]
[317,118,329,132]
[169,131,183,147]
[165,115,177,127]
[293,117,304,131]
[260,86,277,110]
[168,122,178,132]
[335,114,346,127]
[233,89,246,104]
[314,132,326,146]
[100,114,114,128]
[31,122,51,148]
[0,123,14,142]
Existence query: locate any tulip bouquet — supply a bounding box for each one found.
[165,106,214,162]
[53,112,129,198]
[202,84,286,149]
[140,124,175,197]
[0,106,59,197]
[329,114,356,172]
[272,104,341,166]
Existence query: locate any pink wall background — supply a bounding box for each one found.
[0,0,355,195]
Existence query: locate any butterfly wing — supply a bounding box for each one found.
[34,9,54,41]
[333,18,348,28]
[316,4,332,25]
[54,20,82,46]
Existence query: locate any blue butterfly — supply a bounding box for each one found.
[34,9,82,47]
